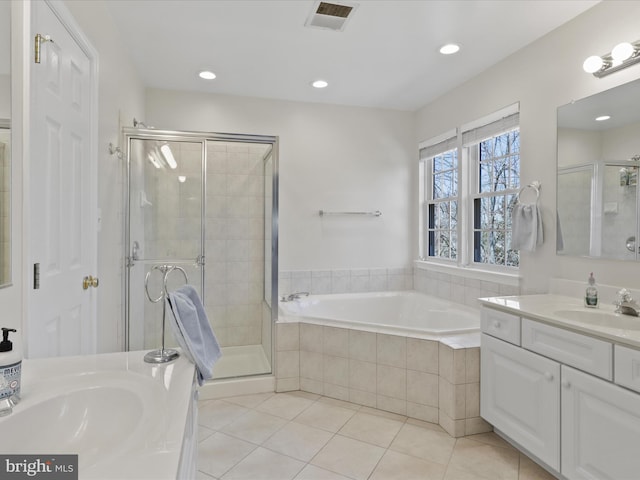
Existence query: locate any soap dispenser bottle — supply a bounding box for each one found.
[0,328,22,401]
[585,273,599,308]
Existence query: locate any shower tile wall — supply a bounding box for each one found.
[205,142,266,347]
[279,267,414,296]
[142,141,203,349]
[413,268,520,308]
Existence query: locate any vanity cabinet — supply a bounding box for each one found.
[481,333,560,470]
[481,306,640,479]
[562,365,640,480]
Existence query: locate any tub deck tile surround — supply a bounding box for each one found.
[276,322,489,437]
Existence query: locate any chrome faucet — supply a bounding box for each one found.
[280,292,310,302]
[614,289,640,317]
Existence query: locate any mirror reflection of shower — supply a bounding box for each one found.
[124,128,278,380]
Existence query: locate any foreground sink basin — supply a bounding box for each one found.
[0,373,159,465]
[0,351,195,479]
[553,309,640,331]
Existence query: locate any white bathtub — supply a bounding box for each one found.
[278,291,480,338]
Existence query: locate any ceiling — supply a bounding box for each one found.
[105,0,600,112]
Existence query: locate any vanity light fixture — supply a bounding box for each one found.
[198,70,216,80]
[312,79,329,88]
[583,39,640,78]
[160,144,178,169]
[439,43,460,55]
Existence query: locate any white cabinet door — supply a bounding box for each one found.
[562,366,640,480]
[481,333,560,470]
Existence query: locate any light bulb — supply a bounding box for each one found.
[612,42,634,62]
[439,43,460,55]
[160,144,178,169]
[583,55,604,73]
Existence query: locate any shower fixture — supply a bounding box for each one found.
[133,117,152,128]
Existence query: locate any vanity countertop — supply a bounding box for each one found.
[480,294,640,349]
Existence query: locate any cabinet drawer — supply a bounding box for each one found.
[522,319,612,380]
[481,308,521,345]
[615,345,640,393]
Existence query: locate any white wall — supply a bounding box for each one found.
[415,0,640,294]
[146,89,416,272]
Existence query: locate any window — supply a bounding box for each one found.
[419,106,520,270]
[473,128,520,267]
[426,149,458,260]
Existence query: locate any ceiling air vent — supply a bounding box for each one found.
[305,1,359,32]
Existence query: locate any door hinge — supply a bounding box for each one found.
[34,33,54,64]
[33,263,40,289]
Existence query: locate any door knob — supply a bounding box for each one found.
[83,275,99,290]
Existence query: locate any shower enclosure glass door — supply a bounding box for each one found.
[124,129,278,380]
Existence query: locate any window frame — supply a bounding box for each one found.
[419,105,520,274]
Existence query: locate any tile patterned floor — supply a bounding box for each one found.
[197,391,557,480]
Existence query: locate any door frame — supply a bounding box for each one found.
[24,0,99,356]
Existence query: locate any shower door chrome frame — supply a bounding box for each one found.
[122,128,279,372]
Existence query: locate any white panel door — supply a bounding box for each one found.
[562,365,640,480]
[481,333,560,470]
[28,1,97,358]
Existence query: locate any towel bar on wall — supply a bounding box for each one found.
[319,210,382,217]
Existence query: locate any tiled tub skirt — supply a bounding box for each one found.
[275,321,491,438]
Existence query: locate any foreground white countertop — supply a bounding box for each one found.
[480,294,640,349]
[0,350,195,479]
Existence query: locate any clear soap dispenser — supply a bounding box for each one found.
[585,272,598,308]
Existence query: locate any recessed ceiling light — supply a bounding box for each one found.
[198,70,216,80]
[439,43,460,55]
[595,115,611,121]
[312,80,329,89]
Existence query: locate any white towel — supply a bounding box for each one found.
[512,203,543,252]
[167,285,222,386]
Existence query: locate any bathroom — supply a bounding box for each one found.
[2,0,640,479]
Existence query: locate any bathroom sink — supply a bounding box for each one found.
[0,371,163,467]
[553,309,640,331]
[0,352,196,479]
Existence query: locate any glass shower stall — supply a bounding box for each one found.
[123,128,278,379]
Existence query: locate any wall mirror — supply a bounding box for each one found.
[557,78,640,260]
[0,1,11,287]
